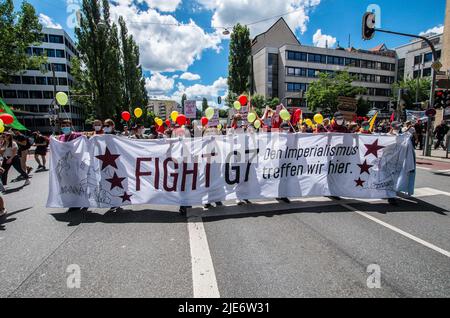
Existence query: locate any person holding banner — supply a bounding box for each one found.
[328,112,349,133]
[103,119,116,135]
[359,121,372,135]
[58,120,82,142]
[93,119,104,135]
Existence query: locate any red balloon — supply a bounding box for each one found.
[238,95,248,106]
[0,114,14,125]
[186,118,191,125]
[165,119,171,127]
[121,111,131,122]
[201,117,209,127]
[177,114,187,126]
[295,109,302,117]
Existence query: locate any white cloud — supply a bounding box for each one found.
[39,14,62,29]
[145,72,175,94]
[196,0,321,36]
[180,72,201,81]
[110,1,222,72]
[312,29,336,48]
[420,25,444,36]
[138,0,182,12]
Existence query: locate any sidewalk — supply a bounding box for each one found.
[415,148,450,163]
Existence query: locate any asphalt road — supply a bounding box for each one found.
[0,157,449,298]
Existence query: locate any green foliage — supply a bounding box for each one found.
[202,98,208,112]
[251,94,265,110]
[0,0,44,83]
[356,97,371,117]
[219,109,229,118]
[305,71,367,113]
[228,23,251,99]
[181,94,187,111]
[392,77,431,109]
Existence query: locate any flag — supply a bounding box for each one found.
[0,99,28,131]
[390,112,395,122]
[369,112,378,131]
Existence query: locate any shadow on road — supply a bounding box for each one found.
[0,207,33,231]
[51,208,186,227]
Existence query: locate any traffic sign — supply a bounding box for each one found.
[425,108,437,117]
[432,61,443,72]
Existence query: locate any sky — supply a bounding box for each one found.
[15,0,447,107]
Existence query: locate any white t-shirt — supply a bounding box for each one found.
[2,142,18,158]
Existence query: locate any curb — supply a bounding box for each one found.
[416,155,450,163]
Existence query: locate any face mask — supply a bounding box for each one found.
[363,126,370,131]
[104,127,112,134]
[61,127,71,135]
[336,120,344,126]
[94,126,102,132]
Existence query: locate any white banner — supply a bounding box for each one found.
[47,133,416,208]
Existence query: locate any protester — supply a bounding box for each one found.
[103,119,116,135]
[414,120,424,150]
[32,131,49,170]
[58,120,82,142]
[122,126,130,137]
[328,112,349,133]
[0,168,5,216]
[0,132,30,187]
[402,121,417,146]
[12,129,32,177]
[93,119,104,135]
[434,120,449,150]
[130,124,149,139]
[359,121,372,134]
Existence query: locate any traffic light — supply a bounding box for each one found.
[362,12,376,40]
[217,96,222,105]
[434,90,444,108]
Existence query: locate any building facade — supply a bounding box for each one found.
[0,27,83,133]
[395,33,443,81]
[442,0,450,72]
[147,99,180,119]
[252,18,397,113]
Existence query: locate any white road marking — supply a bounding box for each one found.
[417,166,432,171]
[341,203,450,258]
[187,217,220,298]
[414,187,450,198]
[437,169,450,174]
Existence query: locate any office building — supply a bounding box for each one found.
[252,18,397,113]
[0,27,84,133]
[147,99,180,119]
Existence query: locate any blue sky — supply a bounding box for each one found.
[16,0,447,106]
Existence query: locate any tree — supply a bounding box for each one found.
[119,16,148,113]
[251,94,265,110]
[357,97,371,117]
[392,77,431,109]
[0,0,44,84]
[228,23,251,98]
[181,94,187,112]
[305,71,367,113]
[76,0,123,120]
[202,98,208,112]
[219,109,229,118]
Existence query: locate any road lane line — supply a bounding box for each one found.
[414,187,450,198]
[187,217,220,298]
[341,204,450,258]
[417,166,432,171]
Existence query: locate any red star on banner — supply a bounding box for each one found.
[364,139,385,158]
[355,178,365,187]
[95,147,120,170]
[106,172,126,190]
[357,160,374,175]
[119,192,133,203]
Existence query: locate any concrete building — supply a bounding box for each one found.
[0,27,83,133]
[442,0,450,72]
[395,33,443,81]
[147,99,180,119]
[252,18,397,113]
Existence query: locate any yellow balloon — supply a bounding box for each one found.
[254,120,261,129]
[247,112,257,123]
[171,111,179,122]
[314,114,324,125]
[205,107,215,120]
[280,109,291,121]
[233,101,241,110]
[305,119,313,127]
[217,124,223,130]
[56,92,68,106]
[0,119,4,133]
[155,117,163,126]
[134,107,143,119]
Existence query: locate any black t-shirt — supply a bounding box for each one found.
[14,133,31,153]
[35,135,49,148]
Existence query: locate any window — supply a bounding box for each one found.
[45,49,56,57]
[345,58,360,67]
[423,52,433,63]
[39,105,49,113]
[287,51,307,61]
[414,55,422,65]
[11,76,21,84]
[25,47,32,56]
[49,34,64,44]
[55,49,65,58]
[17,90,29,98]
[29,91,43,99]
[308,53,326,64]
[47,77,56,85]
[53,63,66,72]
[287,67,295,76]
[32,47,44,56]
[3,90,17,98]
[397,58,405,82]
[286,83,307,92]
[422,68,432,77]
[58,78,68,86]
[43,91,54,99]
[41,34,49,42]
[22,76,35,84]
[436,50,442,60]
[413,70,421,79]
[307,69,317,77]
[328,56,345,65]
[35,77,47,85]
